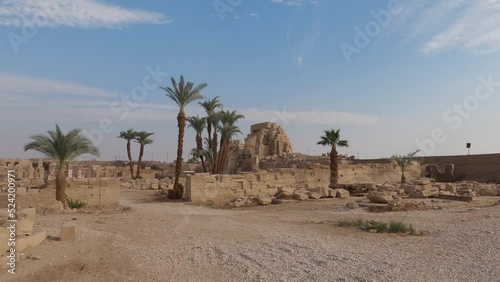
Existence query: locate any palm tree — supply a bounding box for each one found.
[118,129,137,179]
[216,110,244,173]
[134,131,154,179]
[209,111,223,174]
[199,96,222,148]
[187,115,207,172]
[24,125,99,206]
[200,96,223,173]
[391,149,420,183]
[161,75,207,199]
[317,129,349,187]
[216,123,242,174]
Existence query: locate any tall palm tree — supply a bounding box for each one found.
[199,96,222,148]
[200,96,223,173]
[317,129,349,187]
[134,131,154,179]
[216,110,244,173]
[118,129,137,179]
[216,123,242,174]
[161,75,207,199]
[391,149,420,183]
[24,125,99,206]
[210,111,223,174]
[187,115,207,172]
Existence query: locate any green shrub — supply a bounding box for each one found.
[67,198,87,209]
[337,218,423,236]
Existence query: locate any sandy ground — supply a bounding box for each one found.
[2,190,500,282]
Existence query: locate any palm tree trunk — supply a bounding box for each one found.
[174,110,186,198]
[212,131,218,174]
[216,136,225,174]
[330,147,339,187]
[219,141,229,174]
[55,162,68,207]
[136,144,144,179]
[196,134,207,172]
[401,171,406,183]
[127,141,134,179]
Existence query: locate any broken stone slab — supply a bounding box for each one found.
[307,187,328,198]
[257,197,272,205]
[17,231,47,251]
[479,188,498,197]
[403,185,418,195]
[307,192,321,199]
[335,189,350,199]
[18,208,36,222]
[412,178,432,185]
[60,222,76,241]
[367,193,393,204]
[276,191,292,200]
[292,193,309,201]
[411,190,439,198]
[16,219,34,236]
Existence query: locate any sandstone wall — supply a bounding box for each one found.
[421,153,500,183]
[185,163,421,203]
[13,178,121,209]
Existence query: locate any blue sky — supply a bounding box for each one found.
[1,0,500,161]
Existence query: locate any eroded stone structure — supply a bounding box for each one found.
[244,122,292,159]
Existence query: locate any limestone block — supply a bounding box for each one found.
[307,192,321,199]
[335,189,350,199]
[18,208,36,222]
[17,231,47,251]
[479,188,498,196]
[60,222,76,241]
[403,185,418,195]
[307,187,328,198]
[16,219,34,236]
[367,193,393,203]
[292,193,308,201]
[411,190,439,198]
[257,197,272,205]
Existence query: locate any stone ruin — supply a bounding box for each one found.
[244,122,293,160]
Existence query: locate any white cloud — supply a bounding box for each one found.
[0,73,117,98]
[409,0,500,55]
[0,0,170,28]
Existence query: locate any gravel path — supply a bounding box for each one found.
[3,191,500,282]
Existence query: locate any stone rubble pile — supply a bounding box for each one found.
[363,179,500,204]
[120,178,171,190]
[1,208,47,268]
[228,186,351,207]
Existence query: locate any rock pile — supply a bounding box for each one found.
[364,179,500,204]
[228,186,351,207]
[1,208,47,268]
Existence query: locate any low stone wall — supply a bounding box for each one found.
[14,178,121,209]
[186,164,421,204]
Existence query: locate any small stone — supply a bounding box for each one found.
[346,203,359,209]
[257,197,272,205]
[60,222,76,241]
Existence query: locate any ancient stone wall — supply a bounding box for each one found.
[185,163,421,203]
[12,178,121,209]
[421,153,500,183]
